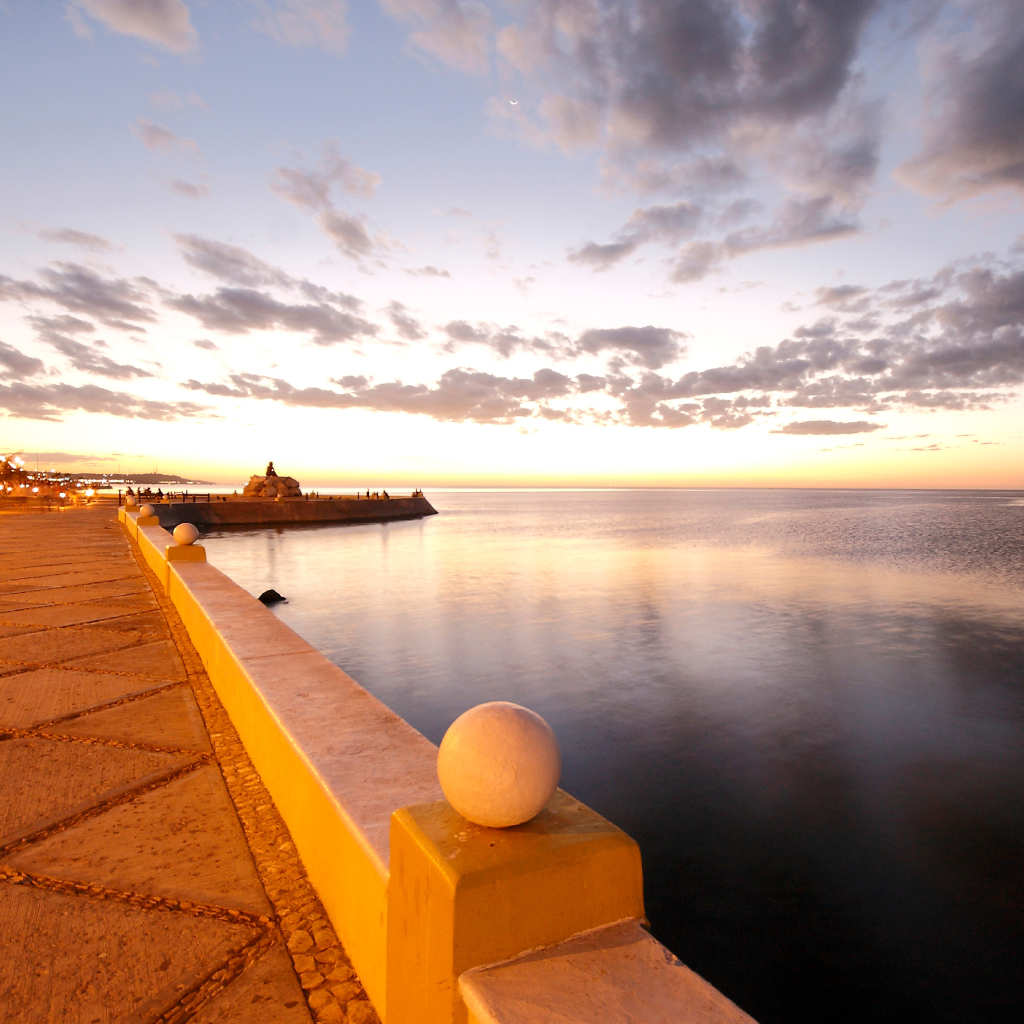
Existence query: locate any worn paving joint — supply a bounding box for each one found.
[0,758,208,858]
[125,525,381,1024]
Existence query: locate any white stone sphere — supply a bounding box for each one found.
[139,503,154,517]
[438,702,561,828]
[125,495,136,507]
[173,522,199,546]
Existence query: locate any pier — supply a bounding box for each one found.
[123,493,438,529]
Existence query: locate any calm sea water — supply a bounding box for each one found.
[201,489,1024,1024]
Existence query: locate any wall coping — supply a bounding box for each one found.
[460,920,757,1024]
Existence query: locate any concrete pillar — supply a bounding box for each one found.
[385,791,644,1024]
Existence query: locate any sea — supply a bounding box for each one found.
[199,488,1024,1024]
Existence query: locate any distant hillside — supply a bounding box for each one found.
[129,473,216,486]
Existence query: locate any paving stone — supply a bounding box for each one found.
[0,737,192,846]
[0,600,158,629]
[9,765,270,913]
[0,668,167,729]
[52,686,211,751]
[189,939,313,1024]
[0,626,142,667]
[7,581,152,604]
[78,609,170,641]
[0,624,43,639]
[0,882,258,1024]
[65,639,187,680]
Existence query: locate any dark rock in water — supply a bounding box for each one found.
[258,589,287,605]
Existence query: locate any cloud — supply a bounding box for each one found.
[37,228,114,252]
[173,234,362,309]
[131,117,200,155]
[271,144,383,259]
[0,382,207,422]
[0,341,45,380]
[671,241,725,283]
[382,0,492,74]
[184,365,576,424]
[440,320,562,359]
[0,263,156,328]
[70,0,197,52]
[167,179,210,198]
[249,0,350,52]
[174,234,293,289]
[814,284,869,310]
[897,5,1024,201]
[387,301,427,340]
[772,419,884,435]
[167,286,377,345]
[271,144,380,207]
[574,326,686,369]
[11,452,117,465]
[405,265,450,277]
[26,314,152,379]
[574,193,857,281]
[570,200,703,270]
[45,335,153,380]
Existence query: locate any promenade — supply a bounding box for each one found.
[0,506,376,1024]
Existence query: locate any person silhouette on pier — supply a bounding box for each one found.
[266,461,277,477]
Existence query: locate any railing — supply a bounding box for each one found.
[119,490,428,504]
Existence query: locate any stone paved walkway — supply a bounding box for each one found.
[0,506,378,1024]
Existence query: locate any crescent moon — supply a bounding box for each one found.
[510,100,518,105]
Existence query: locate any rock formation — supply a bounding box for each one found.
[243,471,302,498]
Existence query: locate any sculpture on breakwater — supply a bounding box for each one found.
[243,462,303,498]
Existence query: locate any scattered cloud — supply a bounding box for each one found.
[36,228,115,252]
[772,419,884,435]
[184,365,575,424]
[382,0,493,74]
[249,0,350,53]
[574,326,686,370]
[271,143,383,259]
[0,341,45,380]
[405,265,450,277]
[69,0,197,53]
[0,382,207,422]
[387,301,427,341]
[0,263,157,328]
[131,117,200,155]
[8,452,117,465]
[167,179,210,198]
[897,3,1024,202]
[168,286,377,345]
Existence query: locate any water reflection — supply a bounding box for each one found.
[201,490,1024,1024]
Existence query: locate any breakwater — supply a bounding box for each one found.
[147,494,437,529]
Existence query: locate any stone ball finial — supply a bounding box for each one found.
[139,504,155,517]
[173,522,199,546]
[125,495,136,508]
[437,702,561,828]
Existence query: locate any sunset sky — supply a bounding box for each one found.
[1,0,1022,487]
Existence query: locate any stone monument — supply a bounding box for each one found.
[242,463,302,498]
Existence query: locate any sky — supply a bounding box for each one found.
[0,0,1022,488]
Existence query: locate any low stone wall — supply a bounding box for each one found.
[150,495,437,528]
[119,505,756,1024]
